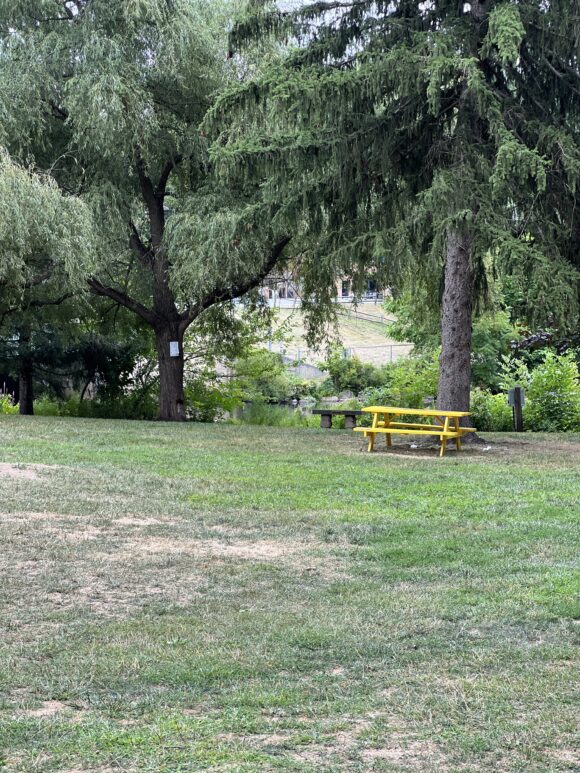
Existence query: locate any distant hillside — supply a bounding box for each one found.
[268,302,412,367]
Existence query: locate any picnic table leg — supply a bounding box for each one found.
[368,412,378,452]
[453,417,462,450]
[439,417,450,457]
[385,413,392,447]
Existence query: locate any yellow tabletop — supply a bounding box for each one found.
[362,406,471,418]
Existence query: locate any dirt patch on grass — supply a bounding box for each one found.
[1,510,72,522]
[0,463,41,480]
[115,536,299,561]
[114,515,177,527]
[1,519,349,626]
[363,443,496,460]
[108,535,347,576]
[547,749,579,764]
[16,700,70,718]
[362,736,443,766]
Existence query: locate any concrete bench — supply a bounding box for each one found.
[312,409,363,429]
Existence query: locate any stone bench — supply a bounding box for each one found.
[312,409,363,429]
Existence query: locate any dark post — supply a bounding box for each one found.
[508,386,525,432]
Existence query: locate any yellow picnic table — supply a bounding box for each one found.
[353,406,476,457]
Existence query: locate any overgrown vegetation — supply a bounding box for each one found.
[4,338,578,433]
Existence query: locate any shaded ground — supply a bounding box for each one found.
[0,417,578,771]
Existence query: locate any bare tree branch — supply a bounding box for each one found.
[48,99,69,121]
[135,150,165,248]
[128,222,152,265]
[179,236,291,331]
[0,293,72,326]
[157,155,183,197]
[88,277,156,325]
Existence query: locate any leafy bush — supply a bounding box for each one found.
[33,398,61,416]
[361,352,439,409]
[319,347,383,394]
[471,351,580,432]
[236,403,309,428]
[470,388,514,432]
[0,393,18,414]
[471,311,518,390]
[498,354,532,391]
[34,393,158,420]
[524,351,580,431]
[185,376,242,422]
[233,350,301,403]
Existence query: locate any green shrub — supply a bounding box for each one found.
[185,377,242,422]
[524,351,580,431]
[233,350,301,403]
[471,311,519,390]
[0,393,18,415]
[471,352,580,432]
[470,388,514,431]
[319,347,383,394]
[34,393,158,420]
[498,355,532,391]
[237,403,309,428]
[33,398,61,416]
[361,352,439,409]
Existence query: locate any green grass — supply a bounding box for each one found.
[0,417,578,772]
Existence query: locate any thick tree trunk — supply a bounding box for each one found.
[155,321,186,421]
[18,329,34,415]
[437,227,474,424]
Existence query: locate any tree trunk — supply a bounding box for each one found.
[155,322,186,421]
[18,329,34,415]
[437,227,474,424]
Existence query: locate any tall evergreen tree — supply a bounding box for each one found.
[0,0,289,420]
[209,0,580,415]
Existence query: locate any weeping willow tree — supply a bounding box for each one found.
[0,0,290,420]
[208,0,580,416]
[0,151,94,412]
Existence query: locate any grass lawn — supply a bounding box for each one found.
[0,417,578,772]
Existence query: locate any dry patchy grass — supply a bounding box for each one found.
[0,417,578,772]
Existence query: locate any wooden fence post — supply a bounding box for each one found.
[508,386,525,432]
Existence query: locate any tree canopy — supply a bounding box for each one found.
[0,0,290,419]
[1,1,578,418]
[0,150,93,303]
[208,0,580,411]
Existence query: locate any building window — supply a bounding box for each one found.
[341,280,351,297]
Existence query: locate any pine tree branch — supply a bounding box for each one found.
[542,56,580,98]
[88,277,156,325]
[179,236,291,330]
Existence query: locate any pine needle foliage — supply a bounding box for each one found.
[209,0,580,341]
